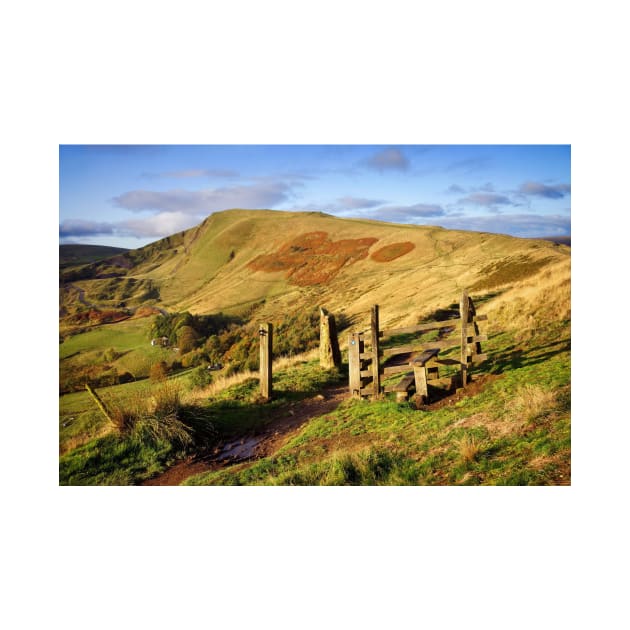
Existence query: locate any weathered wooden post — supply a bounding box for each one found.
[259,322,273,400]
[459,290,469,389]
[348,331,363,398]
[468,296,483,357]
[319,307,342,369]
[370,304,381,398]
[85,383,115,426]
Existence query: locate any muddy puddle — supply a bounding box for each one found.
[214,436,263,462]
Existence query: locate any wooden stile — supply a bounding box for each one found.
[348,293,488,402]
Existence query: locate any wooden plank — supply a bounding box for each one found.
[433,358,464,367]
[383,364,415,377]
[259,322,273,400]
[471,353,488,364]
[383,339,460,357]
[359,369,371,378]
[359,351,373,360]
[392,374,415,392]
[348,332,363,398]
[382,316,486,338]
[382,334,487,358]
[411,348,440,366]
[371,305,381,398]
[460,289,469,389]
[382,320,461,337]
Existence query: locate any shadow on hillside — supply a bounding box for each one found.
[487,337,571,374]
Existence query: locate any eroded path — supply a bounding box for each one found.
[141,384,348,486]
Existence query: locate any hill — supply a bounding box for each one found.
[59,209,570,330]
[59,209,571,485]
[59,244,129,268]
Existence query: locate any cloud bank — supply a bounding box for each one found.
[365,148,410,171]
[519,181,571,199]
[112,181,292,214]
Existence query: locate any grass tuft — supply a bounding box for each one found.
[509,384,557,425]
[458,435,482,463]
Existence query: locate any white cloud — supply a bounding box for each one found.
[365,148,410,171]
[112,181,292,214]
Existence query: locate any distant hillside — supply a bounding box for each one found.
[59,209,571,331]
[60,244,129,268]
[536,235,571,247]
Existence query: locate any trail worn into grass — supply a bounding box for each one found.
[140,384,348,486]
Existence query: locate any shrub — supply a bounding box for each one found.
[103,347,119,362]
[149,361,169,383]
[190,365,213,390]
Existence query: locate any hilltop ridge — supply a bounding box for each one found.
[60,209,570,331]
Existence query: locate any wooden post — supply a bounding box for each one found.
[319,307,342,369]
[370,305,381,399]
[348,331,363,398]
[468,296,483,357]
[85,383,115,426]
[259,322,273,400]
[413,365,428,403]
[460,290,469,388]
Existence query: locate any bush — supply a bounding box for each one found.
[190,365,213,390]
[150,361,169,383]
[103,347,119,362]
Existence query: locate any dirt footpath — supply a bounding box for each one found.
[140,384,348,486]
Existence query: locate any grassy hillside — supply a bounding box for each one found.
[59,244,129,268]
[60,209,569,325]
[59,209,571,485]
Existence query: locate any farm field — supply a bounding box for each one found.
[59,209,571,486]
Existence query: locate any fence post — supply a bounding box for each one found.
[371,304,381,398]
[468,296,482,357]
[459,290,469,388]
[348,331,362,398]
[259,322,273,400]
[320,307,342,369]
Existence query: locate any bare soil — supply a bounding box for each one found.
[140,384,348,486]
[140,375,503,486]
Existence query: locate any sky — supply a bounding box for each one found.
[59,145,570,249]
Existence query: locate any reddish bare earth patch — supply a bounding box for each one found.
[248,231,378,285]
[370,241,415,262]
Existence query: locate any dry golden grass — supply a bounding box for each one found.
[508,384,557,424]
[483,258,570,334]
[459,435,482,463]
[183,349,318,404]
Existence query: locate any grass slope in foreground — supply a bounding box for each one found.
[183,326,570,486]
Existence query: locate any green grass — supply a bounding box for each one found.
[184,324,570,486]
[59,368,195,454]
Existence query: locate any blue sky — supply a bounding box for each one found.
[59,145,570,249]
